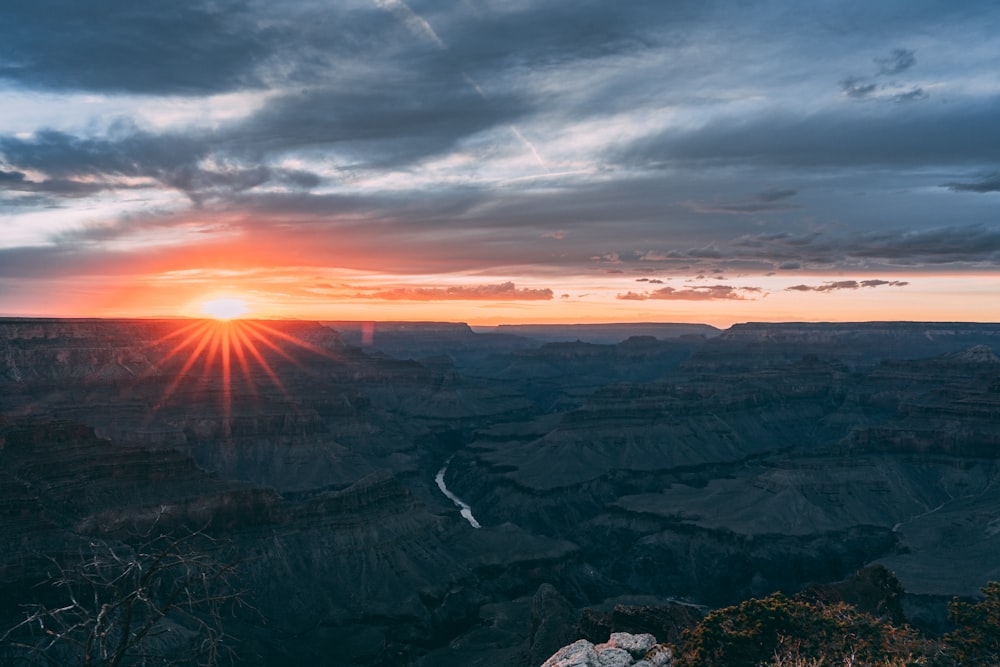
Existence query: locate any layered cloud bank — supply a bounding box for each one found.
[1,1,998,322]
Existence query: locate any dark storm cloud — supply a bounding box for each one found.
[0,0,544,202]
[0,70,525,200]
[437,0,700,71]
[0,128,207,182]
[875,48,917,75]
[731,224,1000,268]
[226,188,487,225]
[757,189,798,203]
[840,48,921,102]
[0,0,701,182]
[630,99,1000,169]
[0,166,125,197]
[841,77,878,99]
[840,80,925,104]
[685,188,798,215]
[0,169,26,183]
[786,279,909,292]
[847,225,1000,264]
[0,0,705,98]
[1,179,114,197]
[236,79,528,169]
[0,0,280,94]
[0,128,325,204]
[944,173,1000,193]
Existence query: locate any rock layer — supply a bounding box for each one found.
[3,319,1000,665]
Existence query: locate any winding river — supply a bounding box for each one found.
[435,456,481,528]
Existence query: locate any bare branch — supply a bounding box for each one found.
[1,527,251,666]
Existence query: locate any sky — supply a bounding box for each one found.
[1,0,998,326]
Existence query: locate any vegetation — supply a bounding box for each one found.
[675,592,938,667]
[0,524,252,667]
[943,581,1000,666]
[675,581,1000,667]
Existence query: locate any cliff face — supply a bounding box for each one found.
[0,319,591,665]
[4,318,1000,665]
[446,331,1000,624]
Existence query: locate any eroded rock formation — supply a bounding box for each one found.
[3,318,1000,665]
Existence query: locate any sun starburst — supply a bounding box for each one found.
[199,298,250,320]
[140,318,341,439]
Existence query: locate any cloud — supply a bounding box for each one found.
[729,224,1000,268]
[685,188,798,215]
[237,79,528,170]
[0,126,325,205]
[0,128,211,201]
[944,173,1000,193]
[0,0,281,94]
[0,72,526,202]
[1,1,999,317]
[617,284,762,301]
[367,282,553,301]
[840,80,925,104]
[848,225,1000,264]
[0,167,117,197]
[892,87,927,103]
[786,279,909,292]
[841,77,878,99]
[875,48,916,75]
[627,98,1000,169]
[841,48,919,101]
[593,252,622,264]
[437,1,701,76]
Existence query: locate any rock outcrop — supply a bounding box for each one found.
[540,633,672,667]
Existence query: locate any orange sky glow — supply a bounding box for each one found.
[4,261,998,328]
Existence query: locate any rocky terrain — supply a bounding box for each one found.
[2,318,1000,665]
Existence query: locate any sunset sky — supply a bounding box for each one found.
[1,1,998,326]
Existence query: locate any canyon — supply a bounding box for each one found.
[2,318,1000,665]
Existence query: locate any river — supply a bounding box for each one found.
[435,456,481,528]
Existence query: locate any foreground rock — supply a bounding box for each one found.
[540,633,672,667]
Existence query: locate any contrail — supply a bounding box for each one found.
[462,72,487,99]
[374,0,446,50]
[373,0,549,172]
[509,125,549,171]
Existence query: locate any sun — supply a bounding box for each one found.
[200,297,250,320]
